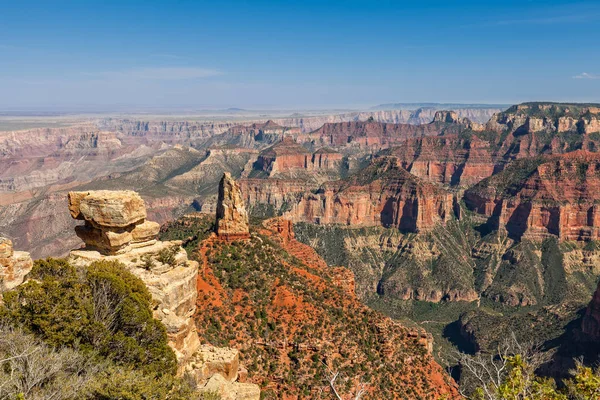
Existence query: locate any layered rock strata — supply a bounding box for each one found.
[278,158,453,232]
[67,190,259,399]
[216,173,250,241]
[295,111,475,149]
[254,137,343,175]
[69,190,160,254]
[0,237,33,291]
[387,134,497,187]
[486,103,600,135]
[464,151,600,241]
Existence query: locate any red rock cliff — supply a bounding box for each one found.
[286,158,453,232]
[465,151,600,241]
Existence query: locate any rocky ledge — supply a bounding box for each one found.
[67,189,259,399]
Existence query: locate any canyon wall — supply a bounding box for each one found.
[465,151,600,242]
[247,158,454,233]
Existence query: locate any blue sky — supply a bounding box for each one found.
[0,0,599,110]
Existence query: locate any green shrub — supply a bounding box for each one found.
[0,258,176,376]
[157,246,179,266]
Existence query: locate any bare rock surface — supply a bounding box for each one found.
[69,190,156,254]
[70,190,146,227]
[216,173,250,241]
[0,237,32,291]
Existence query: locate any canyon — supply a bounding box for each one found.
[5,102,600,370]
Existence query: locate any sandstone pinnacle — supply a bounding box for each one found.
[216,173,250,241]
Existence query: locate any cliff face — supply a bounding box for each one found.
[295,115,471,150]
[274,107,501,132]
[284,158,453,232]
[253,137,343,177]
[96,118,239,142]
[465,151,600,241]
[0,125,131,194]
[486,103,600,135]
[387,134,497,187]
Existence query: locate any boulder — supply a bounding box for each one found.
[70,190,159,254]
[69,190,146,228]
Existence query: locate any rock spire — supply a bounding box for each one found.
[216,173,250,241]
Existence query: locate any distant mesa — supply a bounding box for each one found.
[371,102,510,111]
[254,136,343,175]
[216,172,251,241]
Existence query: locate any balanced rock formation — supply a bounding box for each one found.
[69,190,160,254]
[0,237,33,291]
[216,173,250,241]
[68,190,259,399]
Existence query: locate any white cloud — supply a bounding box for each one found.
[573,72,600,80]
[85,67,222,80]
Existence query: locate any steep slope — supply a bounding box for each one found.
[384,134,498,187]
[182,216,459,399]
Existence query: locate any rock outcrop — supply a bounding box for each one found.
[0,237,32,291]
[69,190,160,254]
[486,103,600,135]
[273,107,502,132]
[387,134,498,187]
[68,190,259,399]
[216,173,250,241]
[295,118,471,150]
